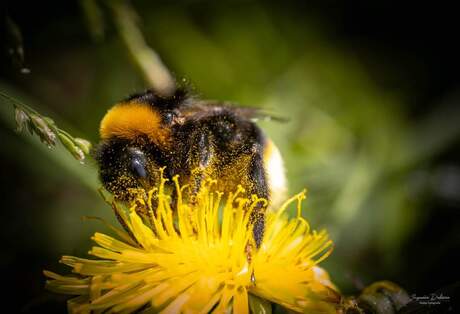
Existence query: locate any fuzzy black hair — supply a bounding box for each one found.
[123,88,191,110]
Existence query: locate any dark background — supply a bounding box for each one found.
[1,1,459,313]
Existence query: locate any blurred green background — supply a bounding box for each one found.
[1,1,459,312]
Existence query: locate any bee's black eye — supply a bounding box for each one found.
[163,112,174,124]
[130,157,147,178]
[128,148,148,178]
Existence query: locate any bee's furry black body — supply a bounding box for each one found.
[95,89,269,246]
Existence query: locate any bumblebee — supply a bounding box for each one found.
[95,89,286,246]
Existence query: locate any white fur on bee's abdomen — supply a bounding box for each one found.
[264,139,287,209]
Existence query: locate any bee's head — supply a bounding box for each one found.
[95,89,188,200]
[94,138,162,201]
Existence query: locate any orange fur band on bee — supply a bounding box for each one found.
[99,102,170,145]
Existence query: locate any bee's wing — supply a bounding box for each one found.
[186,100,289,123]
[249,110,289,123]
[225,104,290,123]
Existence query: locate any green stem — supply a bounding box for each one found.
[108,1,176,96]
[0,90,39,115]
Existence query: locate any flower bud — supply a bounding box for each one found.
[57,132,85,162]
[74,137,92,155]
[14,107,29,132]
[30,114,56,146]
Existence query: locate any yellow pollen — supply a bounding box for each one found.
[44,169,340,313]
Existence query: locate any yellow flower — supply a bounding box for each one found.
[45,170,341,313]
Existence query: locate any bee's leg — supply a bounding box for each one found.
[245,150,269,286]
[248,150,269,248]
[187,131,214,203]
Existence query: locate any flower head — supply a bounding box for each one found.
[45,169,340,313]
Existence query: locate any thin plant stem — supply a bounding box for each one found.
[109,1,176,96]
